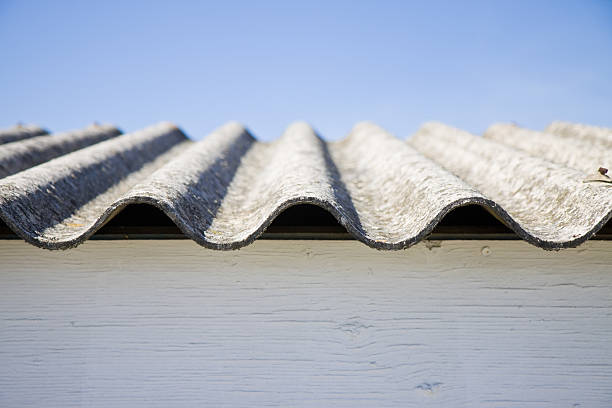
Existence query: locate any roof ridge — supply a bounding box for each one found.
[0,124,121,179]
[484,123,611,175]
[1,120,610,250]
[0,124,49,145]
[545,121,612,147]
[410,123,612,244]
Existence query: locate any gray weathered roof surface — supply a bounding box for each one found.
[0,120,610,250]
[0,124,48,145]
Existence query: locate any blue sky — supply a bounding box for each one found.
[1,0,611,141]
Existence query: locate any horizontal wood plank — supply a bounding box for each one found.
[1,240,611,407]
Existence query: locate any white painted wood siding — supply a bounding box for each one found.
[1,240,611,407]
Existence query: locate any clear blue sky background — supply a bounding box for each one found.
[1,0,611,141]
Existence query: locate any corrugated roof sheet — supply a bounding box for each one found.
[0,124,48,145]
[0,120,610,250]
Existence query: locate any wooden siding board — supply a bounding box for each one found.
[1,240,611,407]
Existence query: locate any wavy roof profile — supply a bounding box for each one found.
[0,120,610,250]
[0,124,48,144]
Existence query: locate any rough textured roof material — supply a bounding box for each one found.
[0,120,610,250]
[0,124,121,179]
[0,124,48,145]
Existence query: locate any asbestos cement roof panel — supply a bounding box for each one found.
[0,120,610,250]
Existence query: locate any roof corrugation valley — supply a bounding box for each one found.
[0,121,610,250]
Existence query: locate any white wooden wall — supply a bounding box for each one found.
[1,240,611,407]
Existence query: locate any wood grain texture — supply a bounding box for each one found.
[1,240,611,407]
